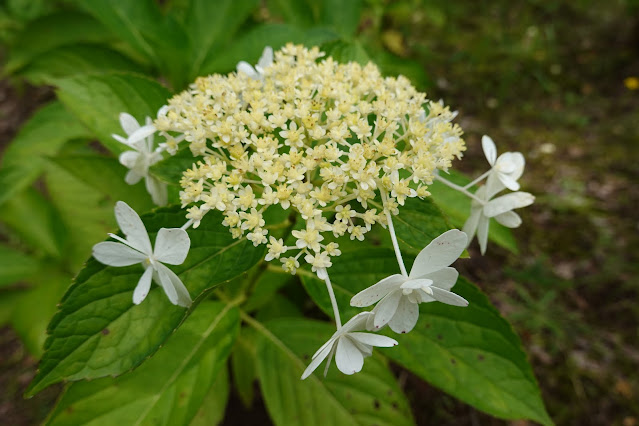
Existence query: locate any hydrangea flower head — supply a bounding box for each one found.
[155,44,466,274]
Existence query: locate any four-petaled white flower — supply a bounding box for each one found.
[482,135,525,193]
[113,113,167,206]
[463,186,535,254]
[236,46,273,80]
[350,229,468,334]
[92,201,192,307]
[301,312,398,380]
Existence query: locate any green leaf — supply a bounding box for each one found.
[46,301,239,426]
[11,270,70,357]
[254,318,415,426]
[44,156,154,268]
[27,206,265,396]
[0,101,92,206]
[149,146,196,185]
[0,245,40,287]
[389,197,451,255]
[190,366,230,426]
[320,40,369,65]
[200,24,339,75]
[230,331,257,408]
[19,45,146,85]
[319,0,362,37]
[266,0,317,28]
[76,0,190,88]
[299,248,401,321]
[183,0,259,79]
[429,170,519,253]
[386,277,552,425]
[54,73,171,153]
[244,269,294,312]
[5,11,114,74]
[301,245,550,424]
[0,188,67,258]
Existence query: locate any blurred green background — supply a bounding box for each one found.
[0,0,638,424]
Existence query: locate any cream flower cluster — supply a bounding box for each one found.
[154,44,465,275]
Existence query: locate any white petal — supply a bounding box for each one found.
[498,172,520,191]
[112,133,128,144]
[133,267,153,304]
[154,228,190,264]
[335,336,364,375]
[237,61,259,79]
[483,192,535,217]
[416,288,435,303]
[349,332,398,348]
[127,124,156,147]
[350,274,405,307]
[155,265,178,305]
[482,135,497,166]
[409,229,467,278]
[400,278,432,290]
[156,263,191,307]
[119,151,140,169]
[462,208,481,246]
[145,176,168,206]
[114,201,152,254]
[424,267,459,291]
[119,112,140,135]
[341,311,375,333]
[301,340,334,380]
[494,211,522,228]
[498,152,525,180]
[477,216,489,255]
[157,105,169,118]
[125,169,143,185]
[388,298,419,333]
[372,290,402,330]
[93,241,146,266]
[485,172,505,199]
[430,286,468,306]
[258,46,274,69]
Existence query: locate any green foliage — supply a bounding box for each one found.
[26,207,265,396]
[4,11,114,74]
[46,301,238,426]
[44,155,154,269]
[389,197,451,255]
[183,0,259,80]
[0,101,92,206]
[254,318,415,426]
[0,188,67,259]
[387,277,552,425]
[0,245,39,287]
[20,45,145,85]
[54,73,171,153]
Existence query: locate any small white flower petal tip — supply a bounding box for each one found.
[236,46,274,80]
[92,201,192,307]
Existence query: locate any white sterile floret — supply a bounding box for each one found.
[113,113,167,206]
[92,201,192,307]
[301,312,398,379]
[236,46,273,80]
[482,135,525,193]
[350,229,468,334]
[463,186,535,254]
